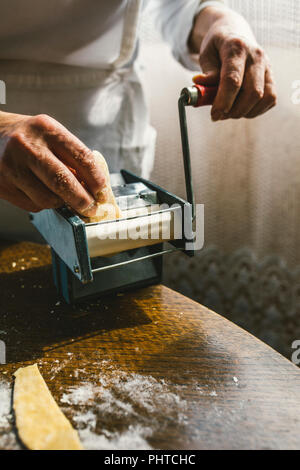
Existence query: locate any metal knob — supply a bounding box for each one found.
[180,85,218,108]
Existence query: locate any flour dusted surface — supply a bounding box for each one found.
[0,380,20,450]
[59,360,189,450]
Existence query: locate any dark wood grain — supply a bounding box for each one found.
[1,240,300,450]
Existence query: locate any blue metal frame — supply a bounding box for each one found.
[30,171,196,303]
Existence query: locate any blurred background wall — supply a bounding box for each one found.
[139,0,300,358]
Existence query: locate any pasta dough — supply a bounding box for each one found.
[13,364,83,450]
[86,150,122,223]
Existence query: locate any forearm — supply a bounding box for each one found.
[189,6,257,53]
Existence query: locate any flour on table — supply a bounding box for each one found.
[0,381,11,428]
[0,380,20,450]
[79,425,152,451]
[60,362,188,450]
[61,383,95,405]
[1,359,220,450]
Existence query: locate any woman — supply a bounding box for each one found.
[0,0,276,240]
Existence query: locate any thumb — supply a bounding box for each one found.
[193,69,220,86]
[194,49,220,85]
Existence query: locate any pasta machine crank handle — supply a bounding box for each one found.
[178,84,218,221]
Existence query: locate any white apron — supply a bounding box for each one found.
[0,0,156,241]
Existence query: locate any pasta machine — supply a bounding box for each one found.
[30,84,217,303]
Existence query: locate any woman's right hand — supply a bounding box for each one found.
[0,112,106,216]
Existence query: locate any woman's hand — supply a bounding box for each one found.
[0,112,105,215]
[189,6,277,121]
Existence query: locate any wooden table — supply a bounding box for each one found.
[1,240,300,450]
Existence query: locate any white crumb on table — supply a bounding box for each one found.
[0,381,21,450]
[61,383,95,405]
[79,425,152,451]
[0,381,11,428]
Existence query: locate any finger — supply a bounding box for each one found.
[193,71,219,87]
[3,186,42,213]
[41,117,106,199]
[227,60,265,119]
[245,102,275,119]
[212,40,247,120]
[245,95,276,119]
[12,170,64,209]
[196,43,221,86]
[245,67,277,119]
[26,145,98,217]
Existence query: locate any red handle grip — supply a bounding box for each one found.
[193,84,218,107]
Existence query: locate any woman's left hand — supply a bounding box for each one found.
[189,6,277,121]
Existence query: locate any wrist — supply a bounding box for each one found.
[189,6,256,53]
[189,6,228,53]
[0,111,28,137]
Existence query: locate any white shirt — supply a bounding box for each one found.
[0,0,227,173]
[0,0,225,69]
[0,0,225,240]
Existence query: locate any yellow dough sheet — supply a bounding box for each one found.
[85,150,122,223]
[13,364,83,450]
